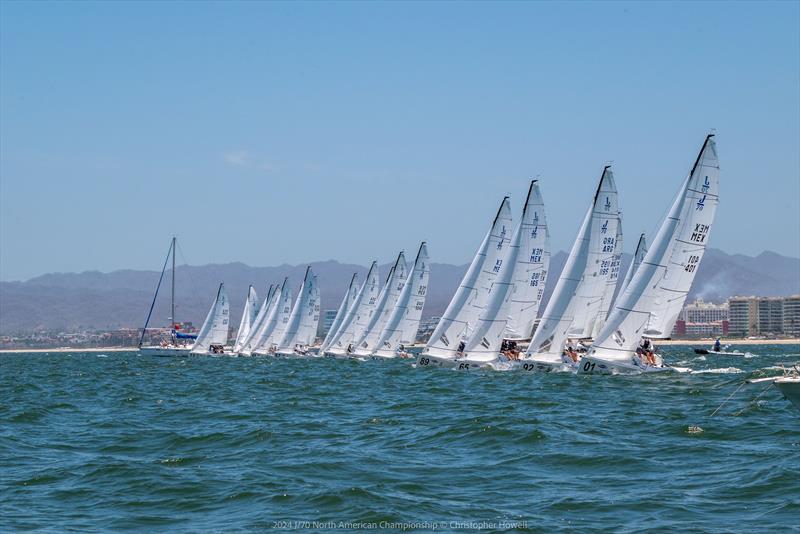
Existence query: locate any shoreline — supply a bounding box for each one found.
[1,338,798,354]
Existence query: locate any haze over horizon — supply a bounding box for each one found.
[1,1,798,281]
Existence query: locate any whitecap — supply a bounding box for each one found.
[691,367,744,374]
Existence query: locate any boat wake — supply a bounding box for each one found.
[691,367,744,375]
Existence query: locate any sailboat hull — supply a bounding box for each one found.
[416,354,513,371]
[578,355,690,375]
[139,346,191,357]
[774,378,800,410]
[513,357,577,373]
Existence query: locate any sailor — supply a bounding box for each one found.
[713,338,721,352]
[456,340,466,355]
[565,344,579,363]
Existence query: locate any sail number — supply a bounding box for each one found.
[418,357,430,366]
[583,361,596,373]
[684,254,700,273]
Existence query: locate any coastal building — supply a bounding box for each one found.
[726,295,799,337]
[671,299,729,337]
[784,295,800,337]
[318,309,338,337]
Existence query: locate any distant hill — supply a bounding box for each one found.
[0,249,798,334]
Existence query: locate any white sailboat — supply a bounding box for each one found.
[325,261,380,357]
[138,237,195,357]
[517,167,621,372]
[416,197,512,368]
[276,267,321,357]
[232,285,259,353]
[373,242,430,359]
[190,282,231,355]
[580,134,720,374]
[318,273,358,355]
[243,278,287,356]
[252,278,294,356]
[238,283,277,355]
[425,181,546,370]
[352,252,407,357]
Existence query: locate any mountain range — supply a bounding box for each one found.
[1,249,798,334]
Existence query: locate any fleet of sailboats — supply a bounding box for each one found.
[137,134,721,377]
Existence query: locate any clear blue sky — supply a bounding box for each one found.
[1,1,798,281]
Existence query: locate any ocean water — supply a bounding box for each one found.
[2,345,799,532]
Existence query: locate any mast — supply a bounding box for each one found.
[171,236,176,339]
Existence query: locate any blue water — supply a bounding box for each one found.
[2,345,799,532]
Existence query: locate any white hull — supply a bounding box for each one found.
[139,346,191,357]
[514,357,577,373]
[415,353,513,371]
[774,378,800,411]
[578,354,690,375]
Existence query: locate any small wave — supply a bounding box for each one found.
[691,367,744,374]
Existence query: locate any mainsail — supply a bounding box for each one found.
[423,197,513,358]
[590,134,719,361]
[327,261,380,353]
[504,180,550,340]
[247,278,288,354]
[277,267,320,351]
[233,285,260,353]
[319,273,358,353]
[526,167,620,360]
[590,220,624,339]
[355,252,407,353]
[191,283,230,353]
[462,180,545,359]
[374,242,430,357]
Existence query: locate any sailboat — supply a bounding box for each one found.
[238,283,278,355]
[317,273,359,355]
[138,237,196,357]
[325,261,380,358]
[372,242,430,359]
[190,282,231,355]
[517,167,621,372]
[748,365,800,412]
[352,252,407,357]
[580,134,720,374]
[424,181,547,370]
[416,197,512,368]
[232,286,259,353]
[275,267,321,357]
[252,278,294,356]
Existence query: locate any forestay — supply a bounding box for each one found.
[233,285,260,353]
[374,242,430,357]
[319,273,358,353]
[590,134,719,361]
[191,283,230,353]
[355,252,407,353]
[423,197,513,358]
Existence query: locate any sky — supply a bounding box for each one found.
[1,1,798,281]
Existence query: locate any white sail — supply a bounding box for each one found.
[590,219,624,339]
[191,283,230,353]
[355,252,407,354]
[504,181,551,340]
[233,285,259,352]
[247,278,287,354]
[257,279,294,352]
[277,267,320,351]
[590,134,720,361]
[462,180,544,359]
[239,283,277,354]
[327,261,380,353]
[319,273,358,353]
[423,197,513,358]
[617,233,647,300]
[526,167,619,359]
[374,242,430,357]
